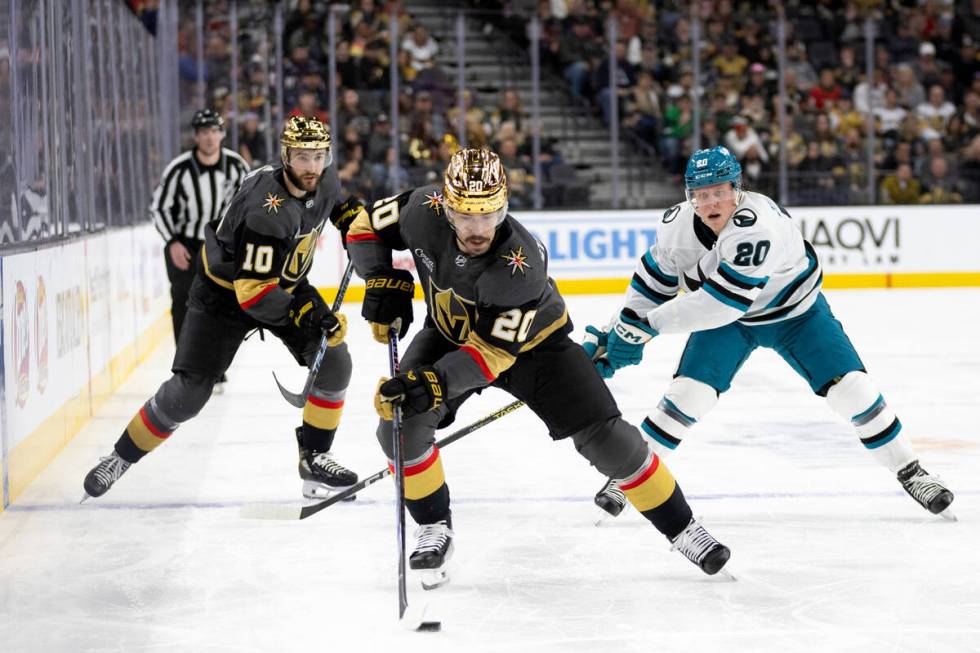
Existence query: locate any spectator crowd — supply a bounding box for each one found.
[148,0,980,206]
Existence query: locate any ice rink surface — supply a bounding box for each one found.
[2,289,978,653]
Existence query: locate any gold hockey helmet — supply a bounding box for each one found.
[443,148,508,215]
[280,115,332,164]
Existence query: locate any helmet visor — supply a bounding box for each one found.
[445,204,507,230]
[285,146,333,169]
[686,183,737,210]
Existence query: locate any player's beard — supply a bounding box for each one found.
[284,164,322,193]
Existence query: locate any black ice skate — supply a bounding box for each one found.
[670,518,731,576]
[594,479,628,518]
[897,460,955,519]
[410,520,454,590]
[81,451,132,501]
[296,427,358,500]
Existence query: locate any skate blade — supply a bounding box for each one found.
[79,493,92,504]
[302,481,357,501]
[939,508,958,522]
[718,568,738,582]
[420,568,450,591]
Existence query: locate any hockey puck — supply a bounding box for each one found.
[416,621,441,632]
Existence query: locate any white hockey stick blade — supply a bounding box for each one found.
[239,502,304,520]
[400,602,441,632]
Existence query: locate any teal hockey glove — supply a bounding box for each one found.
[605,308,658,370]
[582,325,616,379]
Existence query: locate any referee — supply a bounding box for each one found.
[150,109,249,391]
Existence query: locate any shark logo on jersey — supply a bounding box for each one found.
[263,192,284,214]
[428,278,476,344]
[500,246,532,277]
[663,205,681,224]
[732,208,758,227]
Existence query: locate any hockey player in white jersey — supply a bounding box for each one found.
[586,146,955,521]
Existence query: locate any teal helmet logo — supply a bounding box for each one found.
[684,146,743,206]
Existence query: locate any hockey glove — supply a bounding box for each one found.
[374,366,445,420]
[582,325,615,379]
[604,308,658,371]
[289,295,348,346]
[362,268,415,343]
[329,196,366,248]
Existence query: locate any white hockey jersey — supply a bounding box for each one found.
[623,191,822,333]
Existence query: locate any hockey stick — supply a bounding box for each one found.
[239,398,525,521]
[273,259,356,408]
[386,328,411,621]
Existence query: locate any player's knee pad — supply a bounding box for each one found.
[155,371,214,423]
[642,377,717,453]
[572,416,650,480]
[375,409,440,461]
[312,342,352,392]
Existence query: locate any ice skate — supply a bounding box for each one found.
[410,520,454,590]
[670,517,731,576]
[81,451,132,501]
[898,460,955,520]
[594,479,628,519]
[296,427,358,500]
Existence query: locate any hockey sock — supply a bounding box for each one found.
[303,389,345,451]
[390,446,450,524]
[826,371,914,473]
[115,398,178,463]
[619,450,693,538]
[641,377,718,457]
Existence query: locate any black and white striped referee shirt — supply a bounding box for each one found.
[149,147,249,244]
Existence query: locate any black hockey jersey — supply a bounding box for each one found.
[200,163,342,325]
[347,185,570,399]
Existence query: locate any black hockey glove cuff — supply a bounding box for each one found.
[329,196,365,248]
[362,269,415,342]
[375,366,445,420]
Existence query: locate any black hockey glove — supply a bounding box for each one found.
[374,365,445,420]
[362,268,415,343]
[328,196,365,248]
[289,294,347,346]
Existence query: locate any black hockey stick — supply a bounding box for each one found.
[273,259,355,408]
[385,328,411,621]
[239,398,525,521]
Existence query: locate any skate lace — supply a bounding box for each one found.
[94,455,130,486]
[414,521,452,553]
[671,519,718,564]
[903,470,948,504]
[311,451,348,475]
[604,483,627,506]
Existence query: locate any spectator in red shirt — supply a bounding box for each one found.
[809,67,843,111]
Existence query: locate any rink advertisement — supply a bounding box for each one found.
[306,205,979,300]
[0,224,170,508]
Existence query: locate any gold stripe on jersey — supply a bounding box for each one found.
[518,308,569,353]
[346,207,376,238]
[201,245,235,290]
[464,331,516,378]
[235,277,280,308]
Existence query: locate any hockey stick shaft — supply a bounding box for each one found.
[387,328,409,619]
[274,259,356,407]
[240,399,527,520]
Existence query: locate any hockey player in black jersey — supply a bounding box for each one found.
[82,116,361,502]
[347,148,732,584]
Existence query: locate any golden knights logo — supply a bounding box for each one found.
[424,191,444,215]
[500,246,532,277]
[282,221,324,283]
[428,278,476,344]
[263,192,284,214]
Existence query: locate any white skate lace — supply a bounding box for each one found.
[311,451,349,475]
[903,470,948,505]
[602,482,627,507]
[414,521,452,554]
[671,519,719,564]
[94,454,130,487]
